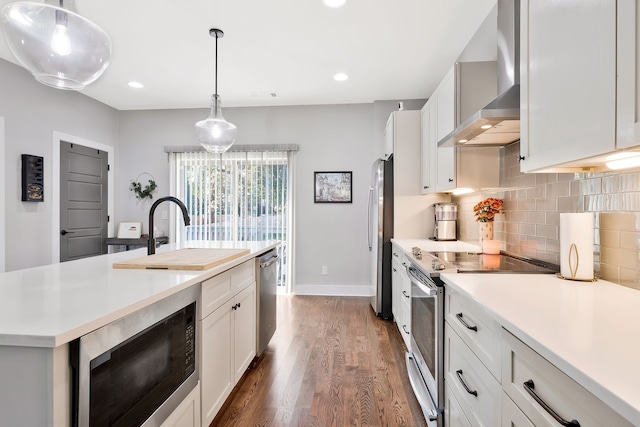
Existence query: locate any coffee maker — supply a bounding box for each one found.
[432,203,457,241]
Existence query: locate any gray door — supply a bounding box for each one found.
[60,141,108,262]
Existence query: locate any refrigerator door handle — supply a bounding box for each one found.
[367,187,373,250]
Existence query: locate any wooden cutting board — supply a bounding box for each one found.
[113,248,251,270]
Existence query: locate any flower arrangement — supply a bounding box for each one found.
[473,197,503,222]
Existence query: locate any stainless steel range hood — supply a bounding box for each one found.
[439,0,520,147]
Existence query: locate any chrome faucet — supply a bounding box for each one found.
[148,196,191,255]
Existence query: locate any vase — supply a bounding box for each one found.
[479,222,494,247]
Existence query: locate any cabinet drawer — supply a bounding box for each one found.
[400,297,411,350]
[501,391,534,427]
[445,286,501,380]
[445,323,501,427]
[502,329,632,427]
[201,259,255,319]
[445,383,472,427]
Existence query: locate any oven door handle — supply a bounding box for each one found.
[406,265,437,296]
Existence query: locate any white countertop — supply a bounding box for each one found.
[439,272,640,425]
[0,240,279,348]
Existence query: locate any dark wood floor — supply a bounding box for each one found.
[211,295,427,427]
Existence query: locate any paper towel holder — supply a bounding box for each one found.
[556,243,597,282]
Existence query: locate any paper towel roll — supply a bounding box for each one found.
[560,213,594,281]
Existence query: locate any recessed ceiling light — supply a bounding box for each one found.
[323,0,346,8]
[128,81,144,89]
[333,73,348,81]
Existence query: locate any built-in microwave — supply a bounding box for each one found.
[70,286,199,427]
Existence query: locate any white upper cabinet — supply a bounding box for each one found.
[519,0,622,172]
[420,99,437,194]
[383,113,394,160]
[617,2,640,149]
[420,61,500,194]
[436,66,456,142]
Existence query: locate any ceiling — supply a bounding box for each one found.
[0,0,497,111]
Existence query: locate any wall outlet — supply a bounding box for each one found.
[321,266,328,276]
[161,210,168,220]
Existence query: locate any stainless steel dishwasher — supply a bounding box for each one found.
[256,249,279,356]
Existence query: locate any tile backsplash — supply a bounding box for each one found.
[454,141,640,290]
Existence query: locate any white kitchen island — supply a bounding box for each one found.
[0,240,279,427]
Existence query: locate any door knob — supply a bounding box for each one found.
[60,229,74,235]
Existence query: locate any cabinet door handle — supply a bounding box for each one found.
[423,185,429,189]
[456,312,478,331]
[518,155,526,162]
[448,178,453,182]
[455,370,477,397]
[393,252,399,257]
[402,290,410,299]
[402,325,410,335]
[393,268,397,272]
[232,303,238,310]
[523,380,580,427]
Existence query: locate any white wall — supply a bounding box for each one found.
[0,60,119,271]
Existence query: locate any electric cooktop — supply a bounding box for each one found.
[411,248,559,275]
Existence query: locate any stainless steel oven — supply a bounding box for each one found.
[405,263,444,427]
[71,286,199,427]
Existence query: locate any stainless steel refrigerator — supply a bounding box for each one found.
[368,157,393,319]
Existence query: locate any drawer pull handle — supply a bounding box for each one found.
[455,370,477,397]
[523,380,580,427]
[402,324,410,335]
[456,313,478,332]
[402,290,410,299]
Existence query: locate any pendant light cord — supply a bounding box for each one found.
[214,32,218,96]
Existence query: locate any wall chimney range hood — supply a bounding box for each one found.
[439,0,520,147]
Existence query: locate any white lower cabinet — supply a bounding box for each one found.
[445,322,501,427]
[501,391,534,427]
[398,257,411,349]
[501,329,632,427]
[161,382,201,427]
[445,383,472,427]
[200,260,257,427]
[390,243,411,350]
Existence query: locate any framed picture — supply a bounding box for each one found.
[117,222,142,239]
[314,171,352,203]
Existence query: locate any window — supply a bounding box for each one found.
[170,147,295,290]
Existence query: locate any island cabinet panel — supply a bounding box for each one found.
[161,382,201,427]
[233,283,257,382]
[201,302,234,425]
[0,344,69,427]
[200,259,257,427]
[501,329,632,427]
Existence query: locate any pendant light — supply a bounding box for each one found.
[0,0,112,90]
[195,28,237,153]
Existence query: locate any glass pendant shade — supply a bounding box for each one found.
[195,28,236,153]
[0,0,112,90]
[196,94,237,153]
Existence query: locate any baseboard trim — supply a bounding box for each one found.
[294,284,373,297]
